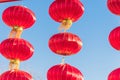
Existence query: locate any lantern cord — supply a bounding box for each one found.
[9,59,20,70]
[9,26,23,38]
[58,19,72,32]
[61,56,65,64]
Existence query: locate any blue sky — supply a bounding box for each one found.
[0,0,120,80]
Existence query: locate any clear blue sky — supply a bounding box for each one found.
[0,0,120,80]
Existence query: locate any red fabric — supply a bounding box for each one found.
[47,63,84,80]
[108,26,120,50]
[0,70,33,80]
[0,38,34,61]
[49,0,84,22]
[0,0,19,3]
[49,32,82,56]
[108,68,120,80]
[2,5,36,29]
[107,0,120,15]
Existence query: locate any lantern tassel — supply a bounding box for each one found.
[9,26,23,38]
[58,19,72,32]
[9,59,20,70]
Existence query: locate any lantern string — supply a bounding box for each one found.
[9,59,20,70]
[58,19,72,32]
[61,56,65,64]
[9,26,23,38]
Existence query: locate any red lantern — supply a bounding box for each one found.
[108,68,120,80]
[107,0,120,15]
[0,38,34,61]
[49,0,84,30]
[2,5,36,29]
[49,0,84,22]
[47,63,84,80]
[108,26,120,50]
[49,32,82,56]
[2,6,36,38]
[0,0,20,3]
[0,70,33,80]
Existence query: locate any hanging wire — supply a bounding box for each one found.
[61,56,65,64]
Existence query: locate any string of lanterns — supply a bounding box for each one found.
[0,5,36,80]
[107,0,120,80]
[47,0,84,80]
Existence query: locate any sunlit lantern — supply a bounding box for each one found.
[108,26,120,51]
[107,0,120,15]
[2,5,36,38]
[47,63,84,80]
[0,38,34,70]
[49,32,82,56]
[108,68,120,80]
[49,0,84,31]
[0,70,33,80]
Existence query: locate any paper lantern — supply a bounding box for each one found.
[49,0,84,30]
[108,68,120,80]
[0,38,34,61]
[108,26,120,50]
[2,5,36,29]
[107,0,120,15]
[49,32,82,56]
[2,5,36,38]
[47,63,84,80]
[0,70,33,80]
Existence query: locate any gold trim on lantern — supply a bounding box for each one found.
[9,26,23,38]
[59,19,72,32]
[9,59,20,70]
